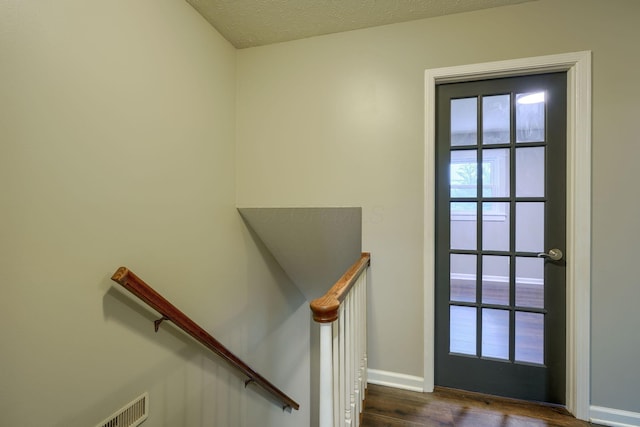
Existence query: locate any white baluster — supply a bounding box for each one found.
[352,286,360,427]
[345,292,352,427]
[353,281,359,427]
[362,269,368,397]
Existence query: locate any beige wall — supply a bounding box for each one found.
[237,0,640,414]
[0,1,309,426]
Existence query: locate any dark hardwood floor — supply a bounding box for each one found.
[361,384,601,427]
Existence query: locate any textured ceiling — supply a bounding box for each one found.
[186,0,537,49]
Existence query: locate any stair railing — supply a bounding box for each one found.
[111,267,299,411]
[310,252,370,427]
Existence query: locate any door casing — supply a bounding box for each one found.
[423,51,592,420]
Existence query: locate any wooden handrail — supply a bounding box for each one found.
[310,252,370,323]
[111,267,299,411]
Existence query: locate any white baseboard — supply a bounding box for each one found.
[367,369,424,393]
[590,406,640,427]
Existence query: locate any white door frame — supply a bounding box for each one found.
[423,51,592,420]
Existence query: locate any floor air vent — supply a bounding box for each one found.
[96,393,148,427]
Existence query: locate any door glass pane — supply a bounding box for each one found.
[482,308,510,360]
[516,202,544,253]
[516,147,545,197]
[451,97,477,146]
[483,202,509,251]
[483,94,510,145]
[482,148,510,198]
[451,150,477,198]
[451,202,476,250]
[451,254,476,303]
[516,257,544,309]
[450,305,476,355]
[482,256,510,305]
[516,92,545,143]
[515,312,544,364]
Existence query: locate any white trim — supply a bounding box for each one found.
[424,51,592,419]
[367,369,424,393]
[590,406,640,427]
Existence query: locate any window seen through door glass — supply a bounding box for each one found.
[450,150,478,199]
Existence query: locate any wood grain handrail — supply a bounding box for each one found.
[310,252,370,323]
[111,267,299,411]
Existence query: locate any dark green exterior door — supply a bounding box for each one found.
[435,73,567,404]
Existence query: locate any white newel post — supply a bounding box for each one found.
[319,321,334,427]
